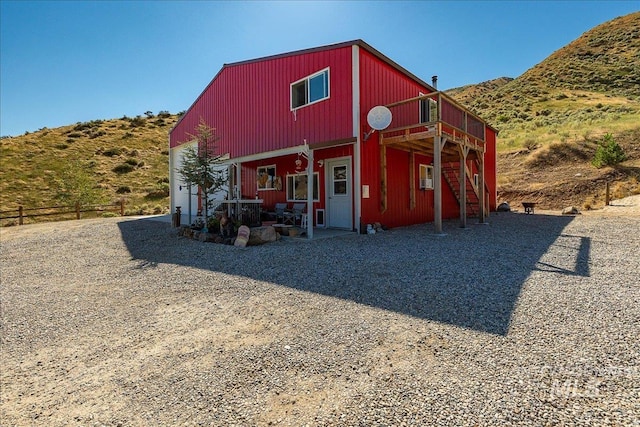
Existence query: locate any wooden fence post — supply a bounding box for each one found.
[75,202,80,220]
[18,205,24,225]
[120,199,125,216]
[605,182,610,206]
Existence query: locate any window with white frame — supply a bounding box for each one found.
[419,164,434,190]
[286,173,319,201]
[291,68,329,110]
[257,165,277,191]
[419,93,438,123]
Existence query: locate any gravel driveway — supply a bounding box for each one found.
[1,211,638,426]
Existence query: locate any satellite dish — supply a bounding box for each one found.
[367,106,392,131]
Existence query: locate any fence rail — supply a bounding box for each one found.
[0,201,125,225]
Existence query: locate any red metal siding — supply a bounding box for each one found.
[170,47,354,156]
[358,48,496,227]
[358,48,456,227]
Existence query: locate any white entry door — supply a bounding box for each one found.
[326,158,352,229]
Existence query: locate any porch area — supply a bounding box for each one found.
[378,91,491,233]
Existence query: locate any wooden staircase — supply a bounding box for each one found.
[442,162,480,217]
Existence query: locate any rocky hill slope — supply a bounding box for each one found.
[448,11,640,210]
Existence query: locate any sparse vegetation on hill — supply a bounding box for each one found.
[448,11,640,210]
[0,113,179,222]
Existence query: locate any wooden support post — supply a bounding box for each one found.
[459,146,468,228]
[120,199,125,216]
[75,202,80,220]
[478,153,486,223]
[18,205,23,225]
[434,135,443,234]
[380,132,387,213]
[306,148,314,240]
[605,181,610,206]
[409,150,416,210]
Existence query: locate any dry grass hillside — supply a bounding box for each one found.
[0,112,179,222]
[449,11,640,210]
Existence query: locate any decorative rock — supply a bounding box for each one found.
[247,226,277,246]
[562,206,581,215]
[497,202,511,212]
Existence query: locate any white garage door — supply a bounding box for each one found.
[170,142,200,225]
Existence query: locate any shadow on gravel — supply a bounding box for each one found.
[118,212,585,336]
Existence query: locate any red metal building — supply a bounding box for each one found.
[169,40,497,236]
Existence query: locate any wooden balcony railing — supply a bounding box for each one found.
[381,91,487,155]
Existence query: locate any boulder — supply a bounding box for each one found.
[248,226,277,245]
[562,206,581,215]
[497,202,511,212]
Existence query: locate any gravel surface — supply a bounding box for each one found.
[1,210,639,426]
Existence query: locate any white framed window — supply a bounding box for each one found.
[419,164,434,190]
[286,172,319,201]
[419,92,438,123]
[257,165,277,191]
[291,68,330,110]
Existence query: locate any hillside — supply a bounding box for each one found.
[448,11,640,210]
[0,112,179,221]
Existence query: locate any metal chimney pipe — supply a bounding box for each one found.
[432,75,438,89]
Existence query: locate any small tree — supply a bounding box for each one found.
[54,160,105,206]
[176,118,227,230]
[592,133,626,168]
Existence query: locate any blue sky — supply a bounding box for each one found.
[1,1,638,137]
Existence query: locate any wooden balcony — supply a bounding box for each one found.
[377,92,490,232]
[379,91,487,161]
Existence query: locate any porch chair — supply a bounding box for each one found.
[291,203,306,227]
[275,203,295,225]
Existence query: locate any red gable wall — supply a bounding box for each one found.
[358,48,461,227]
[170,46,354,157]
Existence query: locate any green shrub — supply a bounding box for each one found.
[145,183,169,199]
[124,158,139,166]
[116,186,131,194]
[524,138,538,151]
[592,133,626,168]
[129,116,146,128]
[102,147,123,157]
[113,163,135,174]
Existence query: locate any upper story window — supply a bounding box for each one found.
[291,68,330,110]
[419,92,438,123]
